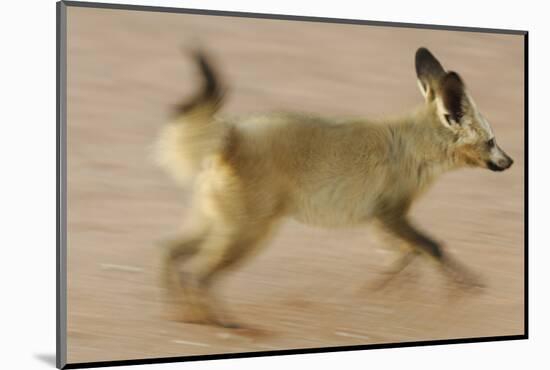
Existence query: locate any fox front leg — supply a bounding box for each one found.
[365,224,422,290]
[379,216,485,288]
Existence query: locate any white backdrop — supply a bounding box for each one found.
[0,0,544,369]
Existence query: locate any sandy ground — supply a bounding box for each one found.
[65,7,525,364]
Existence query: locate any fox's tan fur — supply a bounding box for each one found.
[155,48,513,327]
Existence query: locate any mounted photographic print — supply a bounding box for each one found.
[57,1,528,368]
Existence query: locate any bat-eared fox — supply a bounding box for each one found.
[155,47,513,327]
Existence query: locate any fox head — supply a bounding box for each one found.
[415,47,513,172]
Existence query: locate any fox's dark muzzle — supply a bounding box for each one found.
[487,155,514,172]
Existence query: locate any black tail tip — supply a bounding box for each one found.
[172,47,225,116]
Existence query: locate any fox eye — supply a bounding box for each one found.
[487,138,495,148]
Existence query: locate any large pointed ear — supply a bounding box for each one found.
[439,71,466,126]
[415,47,445,101]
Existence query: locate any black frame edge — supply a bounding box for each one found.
[523,32,529,338]
[62,0,527,35]
[63,335,527,369]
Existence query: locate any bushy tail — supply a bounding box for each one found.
[154,50,227,185]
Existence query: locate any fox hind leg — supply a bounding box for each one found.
[158,228,211,322]
[177,223,276,327]
[159,231,206,297]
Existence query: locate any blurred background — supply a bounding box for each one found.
[66,6,524,364]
